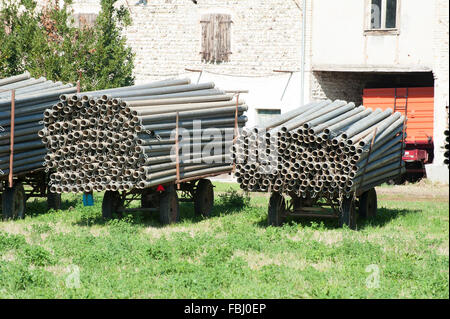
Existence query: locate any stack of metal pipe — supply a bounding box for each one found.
[40,78,247,193]
[0,72,76,178]
[232,100,406,198]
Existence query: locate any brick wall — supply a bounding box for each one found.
[35,0,304,83]
[123,0,302,82]
[35,0,100,11]
[433,0,449,89]
[431,0,449,166]
[311,72,369,105]
[33,0,304,78]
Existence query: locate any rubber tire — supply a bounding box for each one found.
[159,188,180,225]
[339,197,356,230]
[194,179,214,217]
[2,184,26,220]
[47,192,61,211]
[268,192,285,227]
[102,191,122,220]
[359,188,377,219]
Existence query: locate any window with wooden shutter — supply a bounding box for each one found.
[73,13,98,29]
[200,14,232,63]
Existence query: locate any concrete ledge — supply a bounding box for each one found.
[311,64,432,73]
[425,164,449,184]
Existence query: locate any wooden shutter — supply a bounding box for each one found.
[201,14,232,63]
[74,13,98,29]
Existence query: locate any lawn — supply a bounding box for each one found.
[0,181,448,298]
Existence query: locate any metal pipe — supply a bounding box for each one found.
[0,72,30,87]
[0,87,77,108]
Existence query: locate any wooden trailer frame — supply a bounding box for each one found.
[100,170,231,225]
[0,168,62,220]
[266,185,378,230]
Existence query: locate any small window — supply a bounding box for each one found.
[256,109,281,126]
[370,0,382,29]
[370,0,398,30]
[200,14,232,63]
[385,0,397,28]
[73,13,98,29]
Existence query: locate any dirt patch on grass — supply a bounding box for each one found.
[233,250,305,270]
[1,250,16,262]
[89,227,109,237]
[378,195,449,202]
[0,222,32,243]
[45,264,69,276]
[232,249,335,272]
[287,230,344,247]
[142,219,219,240]
[376,180,449,201]
[52,222,75,234]
[436,243,449,256]
[310,230,344,246]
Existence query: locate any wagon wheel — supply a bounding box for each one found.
[2,183,26,220]
[159,186,179,225]
[359,188,377,219]
[339,196,357,230]
[47,188,61,211]
[194,179,214,217]
[268,192,286,226]
[102,191,123,220]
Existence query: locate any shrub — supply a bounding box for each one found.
[218,189,250,210]
[0,0,134,90]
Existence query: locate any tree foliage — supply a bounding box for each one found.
[0,0,134,90]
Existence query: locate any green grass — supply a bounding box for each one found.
[0,183,448,298]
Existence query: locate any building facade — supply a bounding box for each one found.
[310,0,449,182]
[59,0,307,128]
[38,0,449,182]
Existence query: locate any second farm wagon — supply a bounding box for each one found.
[232,99,406,229]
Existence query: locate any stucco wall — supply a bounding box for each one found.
[431,0,449,167]
[311,0,435,69]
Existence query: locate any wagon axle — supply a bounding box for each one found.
[267,188,378,229]
[101,178,215,225]
[1,171,62,220]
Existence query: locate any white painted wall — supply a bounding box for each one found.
[429,0,449,179]
[311,0,449,182]
[311,0,435,69]
[165,71,307,128]
[311,0,366,66]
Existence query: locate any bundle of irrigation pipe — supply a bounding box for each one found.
[0,72,76,180]
[231,100,407,198]
[40,78,248,193]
